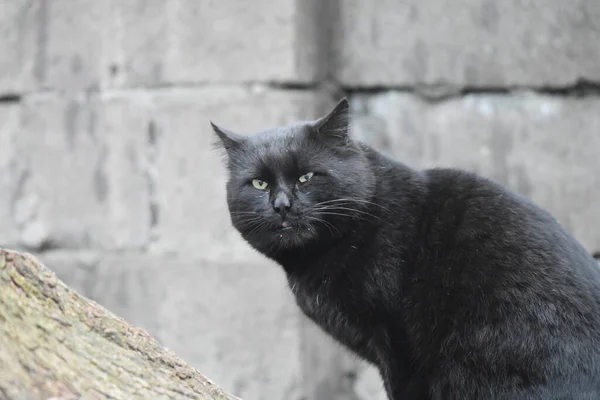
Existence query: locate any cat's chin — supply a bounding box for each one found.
[271,225,317,249]
[241,224,318,253]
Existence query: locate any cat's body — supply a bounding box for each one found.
[212,99,600,399]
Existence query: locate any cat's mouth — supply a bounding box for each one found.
[276,219,297,232]
[278,223,294,232]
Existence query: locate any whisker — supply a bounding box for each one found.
[314,212,375,224]
[246,221,270,236]
[307,206,386,222]
[310,211,356,219]
[313,198,391,212]
[306,216,340,236]
[234,216,264,225]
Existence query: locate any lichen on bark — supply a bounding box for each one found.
[0,248,241,400]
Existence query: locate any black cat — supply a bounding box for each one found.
[212,98,600,400]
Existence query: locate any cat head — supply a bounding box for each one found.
[212,98,376,255]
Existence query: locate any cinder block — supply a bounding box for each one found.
[0,103,22,247]
[2,0,112,92]
[354,363,387,400]
[0,0,37,94]
[351,92,600,253]
[6,0,110,92]
[37,250,304,400]
[4,0,321,92]
[97,94,154,249]
[113,0,321,86]
[336,0,600,87]
[13,93,150,250]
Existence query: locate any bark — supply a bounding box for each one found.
[0,248,241,400]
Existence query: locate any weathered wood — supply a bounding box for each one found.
[0,248,241,400]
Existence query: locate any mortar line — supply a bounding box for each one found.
[5,81,600,104]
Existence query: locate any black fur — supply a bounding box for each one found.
[212,98,600,400]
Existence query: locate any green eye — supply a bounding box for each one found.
[252,179,269,190]
[298,172,314,183]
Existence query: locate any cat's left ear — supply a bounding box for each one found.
[210,121,244,151]
[312,98,350,141]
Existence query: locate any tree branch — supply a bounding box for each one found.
[0,248,241,400]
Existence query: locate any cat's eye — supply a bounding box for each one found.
[298,172,314,183]
[251,179,269,190]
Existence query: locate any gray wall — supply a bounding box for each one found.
[2,1,600,399]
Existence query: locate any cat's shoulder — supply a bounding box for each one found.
[417,166,558,228]
[421,166,527,206]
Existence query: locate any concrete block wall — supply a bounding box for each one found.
[2,1,599,399]
[335,0,600,87]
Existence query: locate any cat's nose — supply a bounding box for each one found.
[273,192,292,216]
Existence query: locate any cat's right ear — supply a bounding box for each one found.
[311,98,350,143]
[210,121,244,151]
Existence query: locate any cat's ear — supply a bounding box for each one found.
[210,121,244,151]
[312,98,350,141]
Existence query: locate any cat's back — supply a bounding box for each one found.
[397,167,600,396]
[418,167,599,277]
